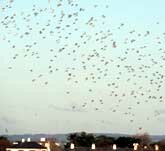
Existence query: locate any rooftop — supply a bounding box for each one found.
[9,142,47,149]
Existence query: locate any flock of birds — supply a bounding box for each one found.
[1,0,165,132]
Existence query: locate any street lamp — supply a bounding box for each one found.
[70,143,75,150]
[144,146,147,150]
[112,144,117,150]
[154,144,159,151]
[133,143,139,150]
[91,143,96,150]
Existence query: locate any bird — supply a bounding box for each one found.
[1,0,165,131]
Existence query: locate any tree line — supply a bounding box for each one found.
[64,132,165,151]
[65,131,143,148]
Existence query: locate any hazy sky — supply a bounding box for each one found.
[0,0,165,135]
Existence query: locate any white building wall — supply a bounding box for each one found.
[6,148,48,151]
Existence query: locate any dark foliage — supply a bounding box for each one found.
[115,137,141,148]
[95,135,114,147]
[0,136,11,151]
[66,132,96,148]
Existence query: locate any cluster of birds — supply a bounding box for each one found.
[0,0,165,132]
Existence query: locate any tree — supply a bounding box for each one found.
[115,137,140,148]
[66,132,96,147]
[132,133,152,150]
[0,136,11,151]
[95,135,114,147]
[0,137,8,141]
[156,139,165,151]
[133,133,151,146]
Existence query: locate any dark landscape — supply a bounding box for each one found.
[4,133,165,142]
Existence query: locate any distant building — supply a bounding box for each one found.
[38,138,63,151]
[6,138,63,151]
[6,141,47,151]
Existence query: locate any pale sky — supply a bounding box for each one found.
[0,0,165,135]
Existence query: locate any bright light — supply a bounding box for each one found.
[133,143,139,150]
[91,143,96,150]
[40,138,46,142]
[27,138,31,142]
[113,144,117,150]
[55,143,60,146]
[155,144,159,151]
[13,142,18,145]
[70,143,75,149]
